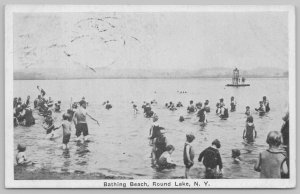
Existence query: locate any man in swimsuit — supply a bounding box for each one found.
[73,100,100,141]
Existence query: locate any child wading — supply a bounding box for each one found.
[230,96,236,112]
[245,106,251,116]
[198,139,223,179]
[183,133,195,179]
[243,116,257,143]
[254,131,288,178]
[56,113,72,149]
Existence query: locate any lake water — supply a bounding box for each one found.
[13,78,288,179]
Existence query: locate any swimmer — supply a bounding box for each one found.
[157,145,176,170]
[131,101,138,114]
[187,100,196,113]
[56,113,72,149]
[43,115,59,138]
[196,102,207,124]
[243,116,257,143]
[254,131,288,178]
[176,101,183,108]
[198,139,223,179]
[184,133,195,179]
[153,129,168,164]
[219,98,225,107]
[105,101,112,110]
[232,149,241,163]
[54,101,62,112]
[263,96,270,112]
[168,102,177,111]
[230,96,236,112]
[25,96,30,107]
[219,103,229,120]
[16,144,33,166]
[216,102,221,115]
[245,106,251,116]
[204,100,210,113]
[73,100,100,142]
[255,101,266,116]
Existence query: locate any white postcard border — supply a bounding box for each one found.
[5,5,296,188]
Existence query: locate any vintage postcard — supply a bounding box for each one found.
[5,5,295,188]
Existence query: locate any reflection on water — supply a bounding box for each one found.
[14,78,288,179]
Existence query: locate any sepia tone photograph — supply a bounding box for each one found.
[5,5,295,188]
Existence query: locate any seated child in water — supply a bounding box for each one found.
[16,144,32,165]
[158,145,176,170]
[232,149,242,163]
[254,131,288,178]
[243,116,257,143]
[184,133,195,179]
[245,106,251,116]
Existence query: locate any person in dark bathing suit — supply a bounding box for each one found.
[198,139,223,179]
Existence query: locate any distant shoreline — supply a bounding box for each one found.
[13,76,288,80]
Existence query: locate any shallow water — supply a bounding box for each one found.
[13,78,288,179]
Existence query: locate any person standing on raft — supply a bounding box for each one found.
[73,100,100,141]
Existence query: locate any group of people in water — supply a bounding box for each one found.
[14,86,289,179]
[144,95,289,179]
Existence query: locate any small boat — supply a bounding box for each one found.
[226,68,250,87]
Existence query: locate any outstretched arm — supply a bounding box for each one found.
[87,113,100,126]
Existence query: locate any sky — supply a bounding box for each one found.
[13,11,289,71]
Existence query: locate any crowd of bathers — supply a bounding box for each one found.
[142,95,289,179]
[14,86,290,179]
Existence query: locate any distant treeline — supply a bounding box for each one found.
[13,68,288,80]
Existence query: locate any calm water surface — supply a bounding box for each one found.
[13,78,288,179]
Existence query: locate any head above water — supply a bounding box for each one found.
[266,131,282,147]
[17,143,26,152]
[282,112,289,122]
[246,115,254,123]
[232,149,241,158]
[153,114,159,122]
[186,133,195,143]
[263,96,267,100]
[79,100,87,108]
[212,139,221,148]
[62,113,70,120]
[166,144,175,152]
